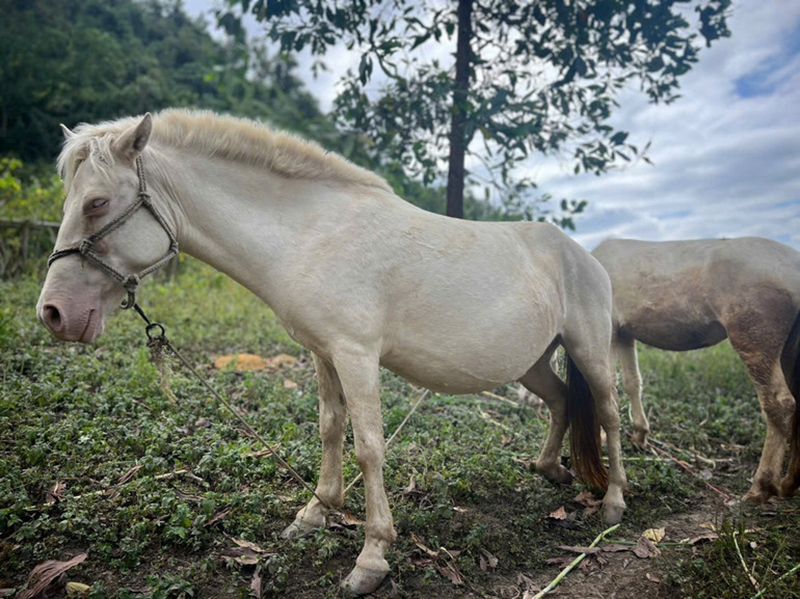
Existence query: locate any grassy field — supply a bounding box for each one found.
[1,260,799,598]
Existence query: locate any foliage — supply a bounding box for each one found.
[0,0,328,163]
[221,0,730,219]
[1,261,797,597]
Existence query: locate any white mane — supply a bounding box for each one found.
[57,109,392,194]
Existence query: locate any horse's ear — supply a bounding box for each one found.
[112,113,152,162]
[60,124,75,140]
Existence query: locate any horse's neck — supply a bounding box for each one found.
[158,151,315,304]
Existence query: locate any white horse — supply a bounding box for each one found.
[38,110,626,594]
[593,238,800,504]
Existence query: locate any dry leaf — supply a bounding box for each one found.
[411,533,439,557]
[267,354,298,369]
[646,572,662,583]
[173,487,203,502]
[219,547,261,566]
[481,549,498,571]
[600,543,632,553]
[232,538,267,554]
[283,379,298,389]
[699,522,716,531]
[434,562,463,585]
[205,506,232,527]
[46,481,66,504]
[453,506,468,513]
[341,510,364,527]
[546,555,575,567]
[17,553,87,599]
[574,490,602,508]
[250,571,262,598]
[633,536,661,559]
[403,475,418,496]
[214,353,268,371]
[116,464,144,486]
[548,506,568,520]
[244,444,281,458]
[66,582,91,596]
[643,527,666,543]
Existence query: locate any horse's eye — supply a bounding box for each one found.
[83,198,109,215]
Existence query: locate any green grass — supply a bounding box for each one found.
[1,259,799,598]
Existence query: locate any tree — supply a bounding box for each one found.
[220,0,730,221]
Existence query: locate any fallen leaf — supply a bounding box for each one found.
[574,490,602,508]
[173,487,203,502]
[646,572,661,583]
[633,536,661,559]
[250,571,262,598]
[214,353,268,371]
[219,547,260,566]
[479,548,499,571]
[341,510,364,527]
[403,475,418,496]
[267,354,298,369]
[545,555,575,567]
[600,543,631,553]
[434,562,463,585]
[453,506,468,513]
[205,506,232,527]
[232,538,267,553]
[548,506,568,520]
[283,379,298,389]
[699,522,716,532]
[643,527,666,543]
[244,444,282,458]
[116,464,144,485]
[17,553,88,599]
[66,582,91,596]
[411,533,439,557]
[46,481,66,504]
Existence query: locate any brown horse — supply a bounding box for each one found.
[593,237,800,504]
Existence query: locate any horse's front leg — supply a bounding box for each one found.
[335,348,396,595]
[282,354,346,538]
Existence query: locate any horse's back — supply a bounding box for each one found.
[593,237,800,350]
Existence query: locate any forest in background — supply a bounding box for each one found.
[0,0,520,260]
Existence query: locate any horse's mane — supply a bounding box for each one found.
[57,109,392,193]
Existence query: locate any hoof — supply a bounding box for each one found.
[631,430,649,449]
[341,565,389,595]
[742,490,770,506]
[537,463,574,485]
[603,503,625,525]
[779,476,798,498]
[281,518,319,539]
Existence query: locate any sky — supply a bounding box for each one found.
[184,0,800,250]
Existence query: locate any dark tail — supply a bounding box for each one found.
[780,310,800,496]
[565,354,608,489]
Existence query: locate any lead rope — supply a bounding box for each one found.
[132,303,333,510]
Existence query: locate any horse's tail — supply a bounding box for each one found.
[565,353,608,489]
[780,309,800,495]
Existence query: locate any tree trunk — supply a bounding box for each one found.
[446,0,472,219]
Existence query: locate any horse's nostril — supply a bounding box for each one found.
[43,304,63,331]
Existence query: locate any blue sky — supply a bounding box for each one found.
[184,0,800,250]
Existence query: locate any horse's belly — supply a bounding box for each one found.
[381,319,552,395]
[622,318,727,351]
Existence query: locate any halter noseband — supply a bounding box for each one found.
[47,155,179,310]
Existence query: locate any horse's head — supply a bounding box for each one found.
[37,113,177,342]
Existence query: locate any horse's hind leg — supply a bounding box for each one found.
[617,335,648,447]
[282,354,347,537]
[518,341,573,485]
[562,331,627,524]
[727,308,796,504]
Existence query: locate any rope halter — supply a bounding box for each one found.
[47,155,179,309]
